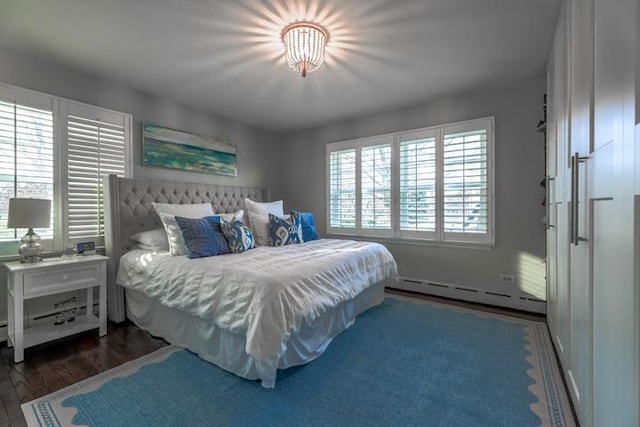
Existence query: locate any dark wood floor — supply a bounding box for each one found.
[0,322,167,427]
[0,291,544,426]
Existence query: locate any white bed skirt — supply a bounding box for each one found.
[125,281,387,385]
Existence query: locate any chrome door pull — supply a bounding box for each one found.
[570,152,589,245]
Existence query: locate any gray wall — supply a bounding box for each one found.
[0,44,547,332]
[0,46,283,326]
[0,46,284,189]
[279,75,547,300]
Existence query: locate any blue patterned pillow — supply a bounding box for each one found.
[290,210,319,242]
[220,219,255,253]
[175,216,230,259]
[269,212,301,246]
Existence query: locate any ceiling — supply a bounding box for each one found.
[0,0,561,133]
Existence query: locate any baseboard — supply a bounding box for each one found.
[0,321,7,343]
[394,276,547,314]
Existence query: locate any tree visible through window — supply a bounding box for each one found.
[0,101,54,242]
[326,117,493,245]
[0,84,131,257]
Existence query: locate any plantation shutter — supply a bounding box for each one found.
[328,148,356,232]
[0,92,55,253]
[326,117,493,246]
[399,129,437,239]
[361,143,392,235]
[442,121,491,244]
[66,103,130,244]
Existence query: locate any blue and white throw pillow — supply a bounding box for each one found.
[269,212,302,246]
[220,219,255,253]
[175,216,230,259]
[290,210,319,242]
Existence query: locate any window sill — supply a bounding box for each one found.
[0,247,105,265]
[324,233,494,251]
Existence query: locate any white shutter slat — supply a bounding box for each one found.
[361,144,391,231]
[443,129,489,235]
[0,100,54,242]
[329,149,356,229]
[400,137,436,234]
[67,113,127,240]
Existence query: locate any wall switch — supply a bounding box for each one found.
[500,274,516,284]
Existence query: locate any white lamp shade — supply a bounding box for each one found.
[7,198,51,229]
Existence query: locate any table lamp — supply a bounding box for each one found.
[7,198,51,263]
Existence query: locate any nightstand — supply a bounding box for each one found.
[5,254,108,363]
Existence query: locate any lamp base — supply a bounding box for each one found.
[19,228,44,263]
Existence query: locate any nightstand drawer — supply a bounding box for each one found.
[23,264,100,297]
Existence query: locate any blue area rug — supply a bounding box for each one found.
[23,297,575,426]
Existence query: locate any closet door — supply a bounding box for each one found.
[566,0,592,423]
[590,0,636,425]
[547,2,572,372]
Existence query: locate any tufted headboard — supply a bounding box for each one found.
[103,174,265,322]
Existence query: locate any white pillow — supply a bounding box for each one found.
[244,199,284,246]
[152,202,215,255]
[132,243,169,252]
[130,228,169,249]
[217,209,244,223]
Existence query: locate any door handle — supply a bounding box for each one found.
[570,152,589,245]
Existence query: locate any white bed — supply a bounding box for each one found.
[104,175,398,388]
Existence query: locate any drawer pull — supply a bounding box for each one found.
[62,274,69,281]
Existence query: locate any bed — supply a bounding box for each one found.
[104,175,398,388]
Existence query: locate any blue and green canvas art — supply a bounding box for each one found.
[143,123,237,176]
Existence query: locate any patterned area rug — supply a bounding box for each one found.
[23,297,575,427]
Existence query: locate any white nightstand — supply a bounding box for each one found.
[5,254,108,362]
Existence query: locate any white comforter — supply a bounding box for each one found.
[117,238,398,387]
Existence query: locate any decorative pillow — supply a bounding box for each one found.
[175,216,230,259]
[269,212,302,246]
[290,210,319,242]
[220,219,255,253]
[130,228,169,249]
[244,199,284,246]
[152,202,215,256]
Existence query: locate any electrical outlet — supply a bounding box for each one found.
[500,274,516,284]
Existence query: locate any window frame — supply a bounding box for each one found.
[326,117,495,247]
[0,83,132,259]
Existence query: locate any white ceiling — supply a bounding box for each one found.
[0,0,560,132]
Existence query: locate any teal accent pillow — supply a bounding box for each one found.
[220,219,255,253]
[269,212,301,246]
[290,210,319,242]
[175,216,230,259]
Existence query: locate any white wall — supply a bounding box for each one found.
[0,46,284,329]
[279,76,547,308]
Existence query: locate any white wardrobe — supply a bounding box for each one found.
[546,0,639,426]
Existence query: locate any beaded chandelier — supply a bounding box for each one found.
[281,22,329,77]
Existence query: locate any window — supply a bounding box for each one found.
[326,117,494,246]
[0,92,55,253]
[0,84,131,257]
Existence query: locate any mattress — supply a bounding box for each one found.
[117,238,398,387]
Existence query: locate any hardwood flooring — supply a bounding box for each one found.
[0,291,544,426]
[0,322,167,427]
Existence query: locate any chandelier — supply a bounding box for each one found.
[281,22,329,77]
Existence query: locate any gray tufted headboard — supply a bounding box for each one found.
[103,174,265,322]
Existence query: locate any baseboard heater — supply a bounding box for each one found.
[393,277,546,314]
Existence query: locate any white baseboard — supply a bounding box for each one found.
[392,276,547,314]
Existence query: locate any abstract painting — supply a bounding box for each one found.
[143,123,237,176]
